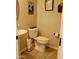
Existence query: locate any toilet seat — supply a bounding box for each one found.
[34,36,49,44]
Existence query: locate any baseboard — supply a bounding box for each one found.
[47,45,58,50]
[20,48,26,54]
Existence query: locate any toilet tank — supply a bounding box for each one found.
[28,28,38,38]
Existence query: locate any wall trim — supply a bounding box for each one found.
[47,45,58,50]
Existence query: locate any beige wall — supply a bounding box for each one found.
[18,0,37,30]
[37,0,62,48]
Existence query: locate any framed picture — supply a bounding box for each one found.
[45,0,54,11]
[28,1,34,15]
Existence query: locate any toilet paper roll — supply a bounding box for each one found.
[54,33,60,38]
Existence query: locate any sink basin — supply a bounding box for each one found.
[16,29,27,36]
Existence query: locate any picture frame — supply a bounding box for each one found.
[45,0,54,11]
[28,1,34,15]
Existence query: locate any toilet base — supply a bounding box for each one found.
[35,42,46,52]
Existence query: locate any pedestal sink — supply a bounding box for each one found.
[16,29,28,36]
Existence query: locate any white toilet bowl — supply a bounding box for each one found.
[28,28,49,52]
[34,36,49,52]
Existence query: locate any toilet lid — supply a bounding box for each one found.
[34,36,49,41]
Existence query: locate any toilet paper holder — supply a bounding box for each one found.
[53,33,60,39]
[53,33,62,46]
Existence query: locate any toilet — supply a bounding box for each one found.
[28,28,49,52]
